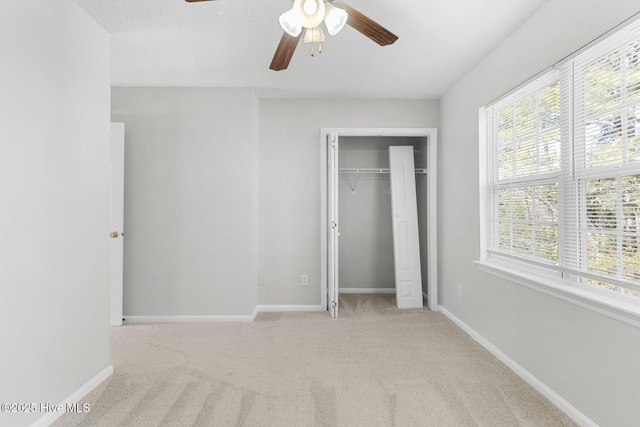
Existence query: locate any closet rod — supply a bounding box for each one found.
[338,168,427,174]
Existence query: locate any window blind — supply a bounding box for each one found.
[570,20,640,296]
[487,71,561,265]
[486,18,640,301]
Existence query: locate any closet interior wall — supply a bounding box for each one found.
[338,136,429,297]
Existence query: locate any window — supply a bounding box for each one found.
[572,26,640,298]
[487,73,561,266]
[485,19,640,307]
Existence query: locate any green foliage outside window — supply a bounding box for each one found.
[581,40,640,295]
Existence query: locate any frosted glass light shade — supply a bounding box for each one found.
[303,0,318,15]
[279,8,303,37]
[293,0,325,29]
[324,3,348,36]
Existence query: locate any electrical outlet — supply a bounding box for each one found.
[456,284,462,298]
[259,275,268,286]
[301,274,308,286]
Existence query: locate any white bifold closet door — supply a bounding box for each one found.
[389,146,423,308]
[327,132,339,318]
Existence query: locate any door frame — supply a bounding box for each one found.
[320,128,439,312]
[110,122,125,326]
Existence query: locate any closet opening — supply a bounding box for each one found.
[320,128,438,318]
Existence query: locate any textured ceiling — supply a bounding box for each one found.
[72,0,549,98]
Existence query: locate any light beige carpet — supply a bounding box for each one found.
[54,294,576,427]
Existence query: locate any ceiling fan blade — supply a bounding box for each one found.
[270,32,302,71]
[333,2,398,46]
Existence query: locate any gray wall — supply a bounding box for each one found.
[0,1,111,425]
[111,88,259,316]
[439,0,640,425]
[112,96,437,312]
[259,100,439,305]
[338,137,429,292]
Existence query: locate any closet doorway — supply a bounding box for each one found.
[320,128,438,318]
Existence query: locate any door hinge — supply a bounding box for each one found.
[331,221,338,229]
[331,301,337,308]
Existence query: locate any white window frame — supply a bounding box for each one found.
[486,71,562,267]
[478,19,640,329]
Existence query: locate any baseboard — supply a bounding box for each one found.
[124,307,326,323]
[438,306,597,427]
[30,365,113,427]
[256,305,325,313]
[124,315,255,323]
[340,288,395,294]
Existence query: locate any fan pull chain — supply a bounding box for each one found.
[310,43,323,57]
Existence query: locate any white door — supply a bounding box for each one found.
[110,123,125,326]
[389,146,423,308]
[327,132,339,317]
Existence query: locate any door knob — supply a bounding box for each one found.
[110,231,119,238]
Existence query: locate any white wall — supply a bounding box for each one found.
[0,1,111,425]
[439,1,640,425]
[111,88,259,317]
[108,96,436,313]
[259,100,439,305]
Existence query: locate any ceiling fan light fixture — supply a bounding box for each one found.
[303,26,326,43]
[303,0,318,15]
[279,8,303,37]
[293,0,325,29]
[323,2,348,36]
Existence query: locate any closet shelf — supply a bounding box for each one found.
[339,168,427,174]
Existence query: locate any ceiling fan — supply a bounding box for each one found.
[184,0,398,71]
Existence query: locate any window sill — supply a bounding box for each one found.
[474,260,640,330]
